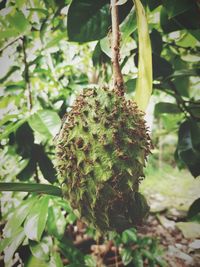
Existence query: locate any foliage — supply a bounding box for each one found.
[0,0,199,266]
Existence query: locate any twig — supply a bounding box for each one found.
[22,36,33,110]
[111,0,124,95]
[0,37,21,54]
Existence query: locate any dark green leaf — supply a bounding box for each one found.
[33,145,57,183]
[150,29,162,55]
[16,158,36,181]
[160,7,182,33]
[154,102,181,117]
[67,0,133,42]
[147,0,162,11]
[188,198,200,219]
[125,79,136,93]
[0,119,27,140]
[0,28,19,39]
[133,250,143,267]
[29,236,52,261]
[0,183,62,197]
[163,0,194,18]
[67,0,110,42]
[24,195,50,241]
[152,53,173,79]
[47,203,67,239]
[177,120,200,177]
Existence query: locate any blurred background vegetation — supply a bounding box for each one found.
[0,0,200,266]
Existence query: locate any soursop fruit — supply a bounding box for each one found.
[55,87,151,232]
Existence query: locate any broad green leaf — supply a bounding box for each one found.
[4,227,26,263]
[47,204,67,239]
[0,237,11,254]
[24,195,50,241]
[163,0,194,18]
[28,8,49,16]
[0,29,19,39]
[3,196,37,238]
[28,109,61,139]
[0,183,62,196]
[121,248,133,265]
[66,212,77,224]
[8,10,30,33]
[154,102,181,117]
[133,0,152,111]
[67,0,110,42]
[29,236,53,261]
[122,228,137,244]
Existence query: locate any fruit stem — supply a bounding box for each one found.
[111,0,124,95]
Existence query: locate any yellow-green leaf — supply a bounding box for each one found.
[133,0,152,111]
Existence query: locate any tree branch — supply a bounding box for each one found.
[111,0,124,95]
[22,37,33,110]
[0,37,21,54]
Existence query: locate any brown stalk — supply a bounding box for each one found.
[111,0,124,95]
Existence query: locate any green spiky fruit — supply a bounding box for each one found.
[55,88,151,232]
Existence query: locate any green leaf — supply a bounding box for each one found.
[0,28,19,39]
[188,198,200,219]
[50,252,64,267]
[84,255,96,267]
[8,10,30,33]
[133,0,152,111]
[66,212,77,224]
[177,120,200,177]
[28,8,49,16]
[132,250,143,267]
[122,228,137,244]
[29,236,53,261]
[47,203,67,239]
[16,158,36,181]
[154,102,181,117]
[67,0,110,42]
[163,0,194,18]
[26,255,49,267]
[33,144,57,183]
[4,227,26,263]
[125,79,136,93]
[150,29,162,56]
[0,183,62,197]
[0,119,27,140]
[152,54,173,79]
[28,109,61,139]
[121,248,133,265]
[3,196,37,238]
[24,195,50,241]
[147,0,162,11]
[0,114,19,127]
